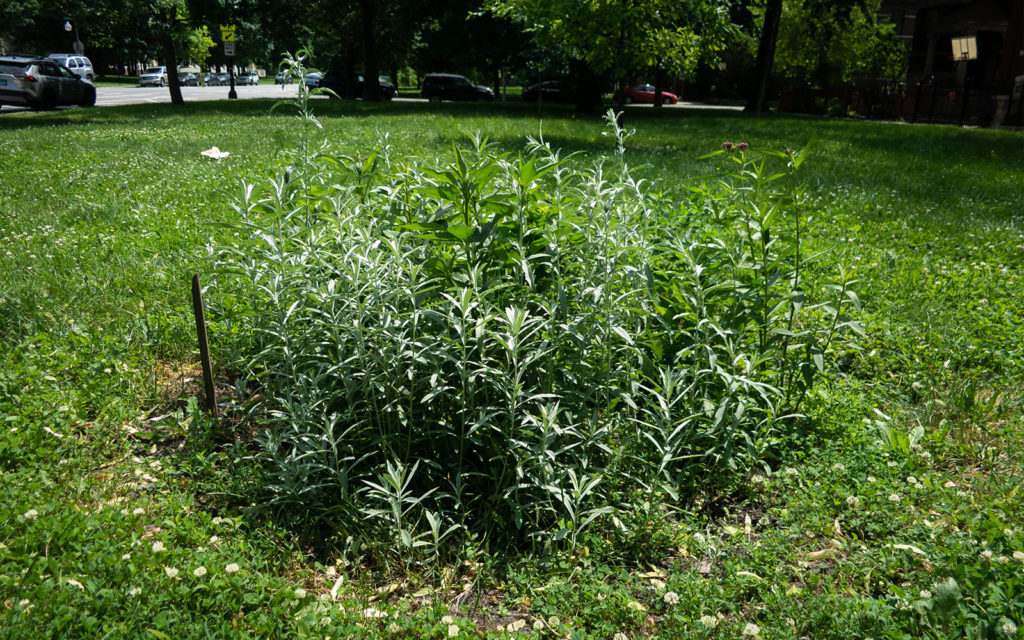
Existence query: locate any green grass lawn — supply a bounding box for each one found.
[1,99,1022,639]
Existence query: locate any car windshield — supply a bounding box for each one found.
[0,63,29,73]
[144,67,163,74]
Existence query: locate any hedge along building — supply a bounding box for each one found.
[880,0,1024,126]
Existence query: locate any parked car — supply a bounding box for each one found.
[237,71,259,86]
[178,72,199,86]
[303,72,322,88]
[317,72,396,100]
[420,73,493,102]
[45,54,94,81]
[201,72,219,86]
[522,80,573,103]
[0,55,96,110]
[216,72,230,86]
[274,70,293,84]
[623,84,678,104]
[139,66,168,87]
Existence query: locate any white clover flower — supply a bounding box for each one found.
[362,607,387,619]
[23,508,39,520]
[906,476,918,484]
[663,591,680,605]
[866,476,877,483]
[785,468,799,476]
[1012,551,1024,563]
[132,508,145,516]
[121,553,131,561]
[151,541,165,552]
[129,587,141,597]
[18,599,32,609]
[698,614,719,628]
[612,633,629,640]
[833,463,845,471]
[982,549,994,559]
[889,494,901,503]
[846,495,860,508]
[164,567,179,579]
[533,619,544,630]
[999,619,1017,637]
[650,578,666,590]
[887,461,899,468]
[224,562,240,573]
[209,535,220,544]
[294,588,306,598]
[997,555,1009,564]
[447,623,459,637]
[919,590,932,599]
[441,615,454,625]
[193,566,207,577]
[750,474,766,484]
[548,616,560,627]
[742,622,761,637]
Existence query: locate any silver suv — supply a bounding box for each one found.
[46,54,94,81]
[0,55,96,110]
[139,66,168,87]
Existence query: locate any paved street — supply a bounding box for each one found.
[2,83,741,113]
[97,83,300,106]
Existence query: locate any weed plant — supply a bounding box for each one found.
[211,80,860,567]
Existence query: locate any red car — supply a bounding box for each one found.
[623,84,678,104]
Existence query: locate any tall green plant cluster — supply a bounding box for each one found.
[210,108,859,558]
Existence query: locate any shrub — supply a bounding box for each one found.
[210,77,860,561]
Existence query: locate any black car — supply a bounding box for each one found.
[420,73,493,102]
[522,80,573,103]
[318,72,396,100]
[0,55,96,110]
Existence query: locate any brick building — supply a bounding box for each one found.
[879,0,1024,126]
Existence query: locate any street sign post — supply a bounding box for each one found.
[221,25,238,99]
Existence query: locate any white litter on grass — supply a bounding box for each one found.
[200,146,230,160]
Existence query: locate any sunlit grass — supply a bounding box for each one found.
[1,100,1023,638]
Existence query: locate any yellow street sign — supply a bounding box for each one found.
[219,24,236,42]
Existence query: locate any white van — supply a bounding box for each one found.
[46,54,94,81]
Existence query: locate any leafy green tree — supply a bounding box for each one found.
[774,0,906,90]
[487,0,735,110]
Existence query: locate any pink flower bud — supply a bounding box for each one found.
[721,141,734,150]
[736,142,749,151]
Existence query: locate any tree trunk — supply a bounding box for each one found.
[161,8,183,105]
[572,59,603,113]
[359,0,381,101]
[746,0,782,116]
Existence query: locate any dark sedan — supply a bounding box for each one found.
[522,80,573,103]
[318,72,396,100]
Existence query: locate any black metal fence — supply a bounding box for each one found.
[778,79,1023,128]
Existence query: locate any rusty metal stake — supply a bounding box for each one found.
[191,273,218,418]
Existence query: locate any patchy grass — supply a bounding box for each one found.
[1,99,1023,639]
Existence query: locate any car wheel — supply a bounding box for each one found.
[429,94,441,103]
[160,78,166,87]
[80,86,96,107]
